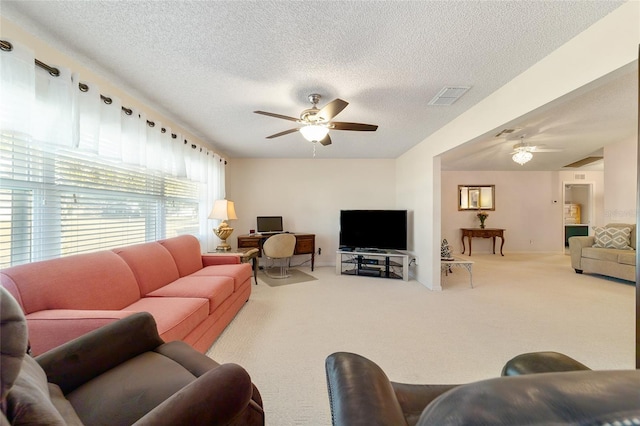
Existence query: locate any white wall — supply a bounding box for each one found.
[441,171,605,254]
[604,137,638,224]
[397,2,639,289]
[226,159,396,267]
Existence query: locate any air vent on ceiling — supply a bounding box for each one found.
[428,86,470,106]
[564,157,603,168]
[574,173,586,180]
[495,128,516,137]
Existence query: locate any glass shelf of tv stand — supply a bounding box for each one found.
[336,249,409,281]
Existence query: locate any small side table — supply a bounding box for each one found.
[210,248,260,285]
[441,257,474,288]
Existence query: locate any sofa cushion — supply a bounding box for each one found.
[159,235,204,276]
[146,276,234,314]
[114,242,181,295]
[592,226,633,250]
[618,251,636,266]
[125,297,209,342]
[6,356,68,426]
[191,263,252,291]
[582,247,622,263]
[67,351,197,425]
[0,251,141,314]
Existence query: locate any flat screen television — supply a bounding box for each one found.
[339,210,408,251]
[257,216,283,233]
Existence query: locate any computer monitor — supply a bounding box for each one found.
[257,216,283,233]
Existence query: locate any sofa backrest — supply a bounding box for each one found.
[113,241,180,296]
[605,223,636,249]
[158,235,204,276]
[0,252,141,314]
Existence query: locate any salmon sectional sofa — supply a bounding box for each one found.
[0,235,252,355]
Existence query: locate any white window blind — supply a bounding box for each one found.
[0,133,200,268]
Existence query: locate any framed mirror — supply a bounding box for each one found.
[458,185,495,210]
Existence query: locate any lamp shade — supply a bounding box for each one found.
[208,199,237,221]
[299,124,329,142]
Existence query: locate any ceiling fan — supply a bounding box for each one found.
[254,94,378,146]
[510,135,563,165]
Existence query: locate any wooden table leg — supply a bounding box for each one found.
[492,236,496,254]
[461,234,466,254]
[252,256,259,284]
[499,237,505,256]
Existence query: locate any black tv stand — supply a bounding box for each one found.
[336,249,409,281]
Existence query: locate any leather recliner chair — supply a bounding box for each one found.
[0,286,264,425]
[325,351,640,426]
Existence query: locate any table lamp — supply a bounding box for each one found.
[209,199,237,251]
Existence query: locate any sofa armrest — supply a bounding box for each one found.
[568,236,594,270]
[36,312,164,394]
[133,363,263,425]
[326,352,409,426]
[201,254,241,266]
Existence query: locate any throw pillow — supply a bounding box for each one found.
[592,226,633,250]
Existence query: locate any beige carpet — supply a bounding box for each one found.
[207,253,635,425]
[259,268,318,287]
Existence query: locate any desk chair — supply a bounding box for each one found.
[262,233,296,279]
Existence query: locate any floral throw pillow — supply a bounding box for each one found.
[592,226,633,250]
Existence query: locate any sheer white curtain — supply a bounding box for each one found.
[0,40,225,251]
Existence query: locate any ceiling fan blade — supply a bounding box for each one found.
[331,122,378,131]
[266,128,300,139]
[319,134,332,146]
[317,99,348,121]
[530,147,564,153]
[254,110,300,122]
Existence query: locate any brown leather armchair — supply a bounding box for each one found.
[325,351,640,426]
[1,287,264,425]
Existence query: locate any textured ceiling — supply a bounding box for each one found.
[1,1,634,169]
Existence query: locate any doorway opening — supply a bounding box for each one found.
[562,182,595,252]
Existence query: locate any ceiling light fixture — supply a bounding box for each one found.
[299,124,329,143]
[512,149,533,165]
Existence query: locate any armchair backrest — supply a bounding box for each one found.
[263,234,296,259]
[1,286,28,408]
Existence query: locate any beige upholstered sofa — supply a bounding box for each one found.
[568,223,636,282]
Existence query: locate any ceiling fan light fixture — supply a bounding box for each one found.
[299,124,329,142]
[512,150,533,165]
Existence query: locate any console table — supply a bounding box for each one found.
[237,233,315,271]
[461,228,505,256]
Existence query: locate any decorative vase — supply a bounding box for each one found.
[480,223,485,229]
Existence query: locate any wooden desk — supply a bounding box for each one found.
[461,228,505,256]
[237,233,315,271]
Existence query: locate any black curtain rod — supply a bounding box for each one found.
[0,38,228,163]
